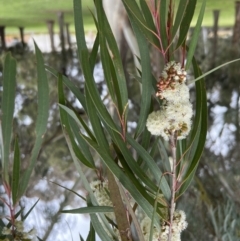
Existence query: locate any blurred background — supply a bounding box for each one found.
[0,0,240,240]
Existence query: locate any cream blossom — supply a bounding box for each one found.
[140,210,188,241]
[147,61,192,140]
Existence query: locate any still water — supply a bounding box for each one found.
[1,29,240,240]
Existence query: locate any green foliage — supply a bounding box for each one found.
[19,42,50,198]
[86,223,95,241]
[0,43,49,240]
[1,53,16,183]
[1,0,240,240]
[57,0,209,240]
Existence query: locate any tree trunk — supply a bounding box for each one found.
[19,27,25,47]
[57,12,65,53]
[65,23,72,50]
[232,1,240,45]
[211,10,220,67]
[47,20,56,52]
[0,26,6,51]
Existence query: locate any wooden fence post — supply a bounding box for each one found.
[47,20,56,52]
[0,26,6,51]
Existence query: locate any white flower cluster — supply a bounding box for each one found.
[146,61,192,140]
[90,180,114,219]
[90,180,121,240]
[1,220,36,241]
[140,210,188,241]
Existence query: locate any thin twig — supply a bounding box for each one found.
[168,132,177,241]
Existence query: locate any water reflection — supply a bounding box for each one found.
[0,28,240,240]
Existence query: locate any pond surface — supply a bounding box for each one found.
[0,28,240,240]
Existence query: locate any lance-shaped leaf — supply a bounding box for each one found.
[140,0,157,35]
[97,24,117,105]
[19,42,49,197]
[159,0,169,51]
[95,0,128,116]
[1,53,16,183]
[74,0,123,124]
[59,109,115,240]
[58,75,116,239]
[172,0,189,43]
[189,58,240,84]
[85,85,110,151]
[12,137,20,205]
[185,0,206,69]
[126,6,152,137]
[62,206,114,214]
[46,65,87,110]
[79,133,161,227]
[81,50,121,135]
[86,223,95,241]
[122,0,160,49]
[127,134,171,201]
[177,58,207,198]
[68,118,96,168]
[176,0,197,49]
[58,74,95,169]
[22,199,40,221]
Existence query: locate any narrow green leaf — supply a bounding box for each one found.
[73,0,113,138]
[79,235,84,241]
[58,74,95,169]
[137,127,151,165]
[81,50,120,135]
[185,0,206,69]
[98,28,117,104]
[22,199,40,221]
[1,53,16,183]
[89,213,113,241]
[68,118,96,169]
[105,129,159,194]
[62,206,114,214]
[189,58,240,83]
[73,0,88,56]
[86,223,95,241]
[85,86,110,151]
[177,58,207,197]
[34,43,50,136]
[172,0,189,41]
[128,12,152,137]
[158,139,171,173]
[81,134,160,227]
[140,0,157,34]
[19,42,49,197]
[89,33,100,73]
[49,180,86,201]
[95,0,128,115]
[122,0,159,49]
[59,102,115,238]
[176,0,197,48]
[68,119,96,168]
[12,137,20,205]
[108,53,123,112]
[159,0,169,51]
[46,65,87,110]
[127,134,171,201]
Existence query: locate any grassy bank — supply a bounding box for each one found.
[0,0,236,35]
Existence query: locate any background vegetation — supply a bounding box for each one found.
[0,0,240,240]
[0,0,237,34]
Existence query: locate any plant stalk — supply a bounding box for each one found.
[107,169,132,241]
[168,132,177,241]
